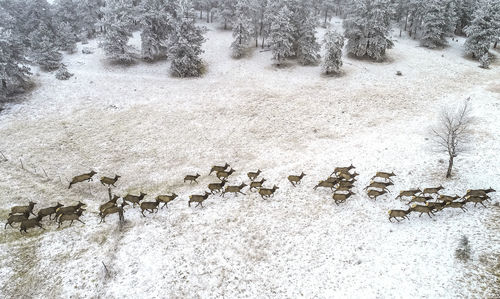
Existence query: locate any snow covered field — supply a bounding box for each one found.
[1,20,499,298]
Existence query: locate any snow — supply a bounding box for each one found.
[1,18,499,298]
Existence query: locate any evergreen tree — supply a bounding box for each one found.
[344,0,393,61]
[219,0,236,30]
[290,1,320,65]
[231,0,254,58]
[168,1,206,77]
[33,35,63,71]
[139,0,176,61]
[420,0,456,48]
[77,0,105,38]
[53,0,80,34]
[57,21,78,53]
[269,4,295,66]
[99,0,136,63]
[322,28,344,75]
[454,0,479,35]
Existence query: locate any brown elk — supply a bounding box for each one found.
[20,216,44,233]
[465,188,495,198]
[55,201,86,220]
[332,191,353,205]
[444,201,468,212]
[99,202,128,223]
[338,172,359,181]
[337,180,355,188]
[209,163,230,175]
[426,201,447,212]
[259,185,279,199]
[249,178,266,191]
[222,183,247,197]
[99,195,120,215]
[100,175,121,187]
[367,189,387,200]
[330,164,355,176]
[288,172,306,187]
[38,202,64,220]
[371,171,396,181]
[188,192,211,208]
[10,201,36,216]
[326,176,340,184]
[123,192,147,207]
[155,193,178,208]
[410,203,435,218]
[465,196,489,207]
[438,195,461,203]
[247,169,262,181]
[58,209,85,228]
[364,182,391,192]
[140,201,160,216]
[313,180,336,191]
[388,209,411,222]
[68,170,97,189]
[5,214,29,229]
[407,196,433,205]
[184,173,201,184]
[421,186,444,196]
[217,168,235,181]
[208,179,227,194]
[395,189,422,199]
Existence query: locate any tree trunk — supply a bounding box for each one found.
[446,155,454,178]
[200,10,202,20]
[494,41,498,48]
[324,10,328,27]
[206,9,210,23]
[108,188,112,201]
[224,20,227,30]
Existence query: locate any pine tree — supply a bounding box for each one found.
[77,0,105,38]
[99,0,136,63]
[33,36,63,71]
[139,0,176,61]
[53,0,80,35]
[344,0,393,61]
[454,0,479,35]
[168,1,206,77]
[269,4,295,66]
[231,0,254,58]
[57,21,78,54]
[322,28,344,75]
[220,0,236,30]
[290,1,320,65]
[420,0,456,48]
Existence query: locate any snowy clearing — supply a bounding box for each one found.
[1,21,500,298]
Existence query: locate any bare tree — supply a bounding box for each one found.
[431,99,473,178]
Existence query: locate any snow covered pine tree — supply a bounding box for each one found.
[231,0,254,58]
[322,28,344,75]
[139,0,176,61]
[420,0,456,48]
[290,0,320,65]
[269,4,295,66]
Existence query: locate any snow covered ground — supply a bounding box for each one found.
[1,19,499,298]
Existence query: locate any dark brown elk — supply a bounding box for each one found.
[188,192,211,208]
[55,201,86,220]
[444,201,468,212]
[217,168,235,181]
[438,195,461,203]
[247,169,262,181]
[407,196,433,205]
[100,175,121,187]
[410,203,435,218]
[465,188,495,198]
[99,202,128,223]
[465,196,489,207]
[140,201,160,216]
[326,176,340,184]
[99,195,120,215]
[249,178,266,191]
[208,179,227,194]
[332,191,353,205]
[259,185,279,199]
[20,216,44,233]
[68,170,97,189]
[395,189,422,199]
[331,164,355,176]
[388,209,411,222]
[426,201,447,212]
[209,163,230,175]
[364,182,392,192]
[371,171,396,181]
[337,180,355,188]
[222,183,247,197]
[421,186,444,196]
[314,180,336,191]
[38,202,64,220]
[155,193,178,208]
[184,173,201,184]
[10,201,36,216]
[123,192,147,207]
[367,189,387,200]
[58,209,85,228]
[288,172,306,187]
[5,214,29,229]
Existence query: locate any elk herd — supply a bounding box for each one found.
[4,162,497,234]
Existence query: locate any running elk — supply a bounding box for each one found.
[5,214,28,229]
[331,164,355,176]
[140,201,159,216]
[407,196,432,205]
[184,173,201,184]
[210,163,230,175]
[217,168,235,181]
[20,216,44,233]
[288,172,306,187]
[333,191,353,205]
[100,175,121,187]
[396,189,422,199]
[465,188,495,197]
[155,193,178,208]
[55,201,86,220]
[68,170,97,189]
[314,180,336,191]
[364,182,392,192]
[222,183,247,197]
[422,186,444,196]
[410,203,435,218]
[444,201,468,212]
[99,202,128,223]
[188,192,211,208]
[247,169,262,181]
[58,209,85,228]
[438,195,460,203]
[371,172,396,182]
[388,209,411,222]
[123,192,147,207]
[99,195,120,215]
[10,201,36,216]
[259,185,279,199]
[367,189,387,200]
[38,202,64,220]
[208,179,227,194]
[249,178,266,191]
[465,196,489,207]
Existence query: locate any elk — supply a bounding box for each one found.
[259,185,279,199]
[155,193,178,208]
[395,189,422,199]
[20,216,44,233]
[331,164,355,176]
[99,195,120,215]
[338,172,359,181]
[326,176,340,184]
[222,183,247,197]
[249,178,266,191]
[5,214,29,229]
[123,192,147,207]
[367,189,387,200]
[217,168,235,181]
[55,201,86,220]
[410,203,435,218]
[184,173,201,184]
[247,169,262,181]
[438,194,461,203]
[10,201,36,216]
[99,202,128,223]
[68,170,97,189]
[337,180,355,188]
[58,209,85,228]
[140,201,160,216]
[364,182,391,192]
[332,191,353,205]
[313,180,336,191]
[465,188,495,197]
[288,172,306,187]
[188,192,211,208]
[371,172,396,182]
[388,209,411,222]
[407,196,433,205]
[100,175,121,187]
[208,179,227,194]
[38,202,64,220]
[422,186,444,196]
[444,201,468,212]
[465,196,489,207]
[209,163,230,175]
[426,201,447,212]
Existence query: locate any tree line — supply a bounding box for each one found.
[1,0,500,102]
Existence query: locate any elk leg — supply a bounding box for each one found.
[239,192,246,195]
[389,217,393,222]
[426,213,432,218]
[141,210,146,217]
[480,201,486,207]
[77,219,85,224]
[70,220,74,226]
